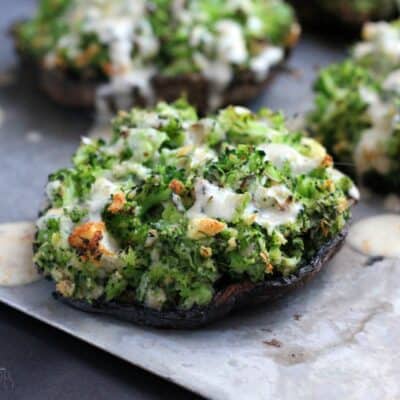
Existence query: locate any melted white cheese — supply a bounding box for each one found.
[258,143,323,175]
[172,193,185,212]
[36,208,74,246]
[100,230,120,260]
[329,168,360,201]
[186,179,302,230]
[244,184,302,229]
[247,15,263,34]
[250,46,284,81]
[0,222,41,287]
[348,186,361,201]
[45,180,62,202]
[383,69,400,92]
[190,25,214,48]
[253,185,293,208]
[354,22,400,61]
[184,119,216,146]
[244,203,302,230]
[187,179,246,221]
[348,214,400,258]
[96,66,156,113]
[192,20,248,110]
[355,88,395,175]
[56,0,158,113]
[215,20,247,64]
[112,160,151,180]
[87,177,118,220]
[190,147,217,168]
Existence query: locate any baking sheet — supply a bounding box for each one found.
[1,34,399,399]
[1,201,399,400]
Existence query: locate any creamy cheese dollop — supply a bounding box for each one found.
[258,143,325,176]
[354,22,400,61]
[187,179,247,221]
[0,222,41,287]
[354,88,396,176]
[187,179,303,229]
[244,184,303,229]
[348,214,400,258]
[87,177,119,220]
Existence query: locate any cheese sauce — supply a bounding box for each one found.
[187,179,246,221]
[0,222,41,286]
[348,214,400,258]
[244,184,302,230]
[87,177,119,220]
[187,179,303,229]
[257,143,324,176]
[383,69,400,93]
[250,47,284,81]
[353,22,400,60]
[354,88,395,176]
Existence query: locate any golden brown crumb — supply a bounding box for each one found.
[323,179,335,192]
[187,217,226,240]
[68,222,111,262]
[260,251,273,274]
[265,264,274,274]
[107,192,126,214]
[56,280,75,297]
[200,246,213,258]
[321,154,333,168]
[169,179,185,195]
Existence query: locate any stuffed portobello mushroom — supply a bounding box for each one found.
[289,0,398,31]
[13,0,300,112]
[308,21,400,194]
[33,100,358,328]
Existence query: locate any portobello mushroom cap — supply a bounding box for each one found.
[54,223,349,329]
[33,102,357,329]
[11,22,300,113]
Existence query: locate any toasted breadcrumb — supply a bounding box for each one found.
[107,192,126,213]
[187,217,226,240]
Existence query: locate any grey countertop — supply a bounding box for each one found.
[0,1,347,399]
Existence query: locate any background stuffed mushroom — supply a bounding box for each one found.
[308,21,400,194]
[33,100,358,326]
[14,0,300,111]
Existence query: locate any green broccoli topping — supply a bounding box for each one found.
[17,0,296,78]
[34,100,355,310]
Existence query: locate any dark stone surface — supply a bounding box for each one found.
[0,303,202,400]
[0,1,347,399]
